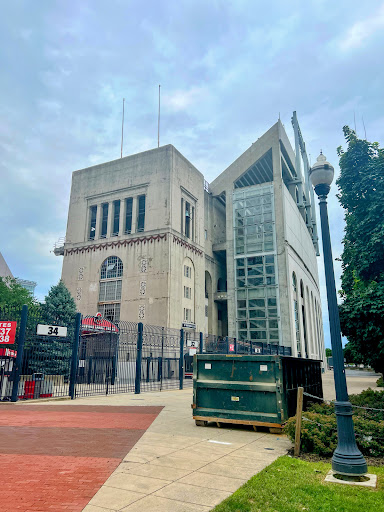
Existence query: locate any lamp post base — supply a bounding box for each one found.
[332,454,368,477]
[332,400,368,476]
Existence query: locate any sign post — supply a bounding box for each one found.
[11,305,28,402]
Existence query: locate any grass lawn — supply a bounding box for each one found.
[211,456,383,512]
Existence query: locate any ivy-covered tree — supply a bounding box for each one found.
[337,127,384,375]
[26,281,77,376]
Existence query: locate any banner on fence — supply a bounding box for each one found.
[0,321,17,344]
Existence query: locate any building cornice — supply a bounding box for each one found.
[63,231,204,257]
[64,233,167,255]
[172,234,203,256]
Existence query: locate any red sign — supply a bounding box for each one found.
[0,321,17,345]
[229,343,235,352]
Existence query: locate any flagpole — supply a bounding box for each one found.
[121,98,125,158]
[158,85,160,148]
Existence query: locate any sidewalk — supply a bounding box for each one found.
[70,389,291,512]
[79,369,379,511]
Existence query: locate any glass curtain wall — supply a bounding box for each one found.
[233,184,280,343]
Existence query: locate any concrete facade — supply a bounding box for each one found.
[58,120,325,361]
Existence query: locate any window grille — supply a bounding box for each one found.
[234,185,280,344]
[100,203,109,238]
[137,195,146,232]
[99,303,120,322]
[99,280,122,302]
[125,198,133,234]
[112,200,120,236]
[100,256,123,279]
[185,201,191,238]
[89,205,97,240]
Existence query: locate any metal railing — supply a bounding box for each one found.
[0,305,293,402]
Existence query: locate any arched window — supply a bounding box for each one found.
[292,273,301,356]
[100,256,123,279]
[98,256,123,322]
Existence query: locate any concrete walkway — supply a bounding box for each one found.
[70,388,290,512]
[11,369,363,511]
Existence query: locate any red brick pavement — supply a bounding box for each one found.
[0,404,163,512]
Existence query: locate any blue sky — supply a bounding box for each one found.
[1,1,384,347]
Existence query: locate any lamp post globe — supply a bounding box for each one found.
[309,152,367,476]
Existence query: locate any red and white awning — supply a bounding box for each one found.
[81,317,119,334]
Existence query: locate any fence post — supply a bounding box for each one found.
[234,337,237,354]
[294,386,304,456]
[135,322,143,394]
[199,332,203,354]
[179,329,184,390]
[226,336,229,354]
[11,304,28,402]
[69,312,82,400]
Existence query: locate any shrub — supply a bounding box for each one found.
[284,389,384,457]
[284,412,337,456]
[377,376,384,387]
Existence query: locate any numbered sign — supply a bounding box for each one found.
[37,324,68,337]
[0,321,17,344]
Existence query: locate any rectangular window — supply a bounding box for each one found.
[204,229,208,240]
[184,265,191,278]
[89,205,97,240]
[100,203,109,238]
[99,280,122,302]
[184,308,191,321]
[99,303,120,322]
[191,206,195,241]
[125,198,133,234]
[184,286,191,299]
[137,195,146,232]
[185,201,190,238]
[181,198,184,234]
[112,200,120,236]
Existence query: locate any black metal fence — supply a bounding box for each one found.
[0,305,292,401]
[204,336,292,356]
[0,305,74,401]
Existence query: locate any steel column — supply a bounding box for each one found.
[11,304,28,402]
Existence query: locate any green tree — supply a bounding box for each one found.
[337,127,384,375]
[41,280,76,326]
[325,348,332,358]
[0,276,37,309]
[26,281,77,376]
[343,342,363,365]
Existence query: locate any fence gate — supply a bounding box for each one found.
[75,316,136,397]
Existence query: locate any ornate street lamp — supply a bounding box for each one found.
[310,153,367,476]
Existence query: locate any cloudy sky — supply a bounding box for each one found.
[1,1,384,347]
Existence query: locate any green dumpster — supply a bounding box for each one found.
[192,354,323,432]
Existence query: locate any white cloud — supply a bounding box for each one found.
[339,3,384,51]
[163,87,208,111]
